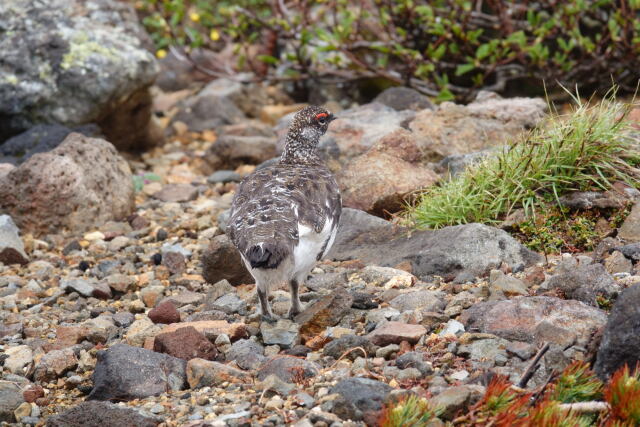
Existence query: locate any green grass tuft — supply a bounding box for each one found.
[409,93,640,229]
[379,395,440,427]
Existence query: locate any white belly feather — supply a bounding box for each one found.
[293,219,334,278]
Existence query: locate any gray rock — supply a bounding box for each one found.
[373,87,434,111]
[410,92,546,160]
[330,378,392,424]
[595,285,640,379]
[541,263,620,306]
[457,338,510,363]
[152,184,198,203]
[88,344,186,401]
[226,339,265,370]
[389,290,445,312]
[0,215,28,265]
[204,134,276,171]
[618,242,640,261]
[618,201,640,242]
[0,0,158,150]
[0,133,134,236]
[0,124,100,165]
[305,272,348,292]
[186,358,251,389]
[329,209,542,282]
[323,335,378,361]
[437,150,494,178]
[61,279,100,298]
[46,401,161,427]
[34,348,78,382]
[4,345,34,376]
[256,356,320,383]
[396,351,433,375]
[171,88,245,133]
[430,385,485,420]
[0,381,24,423]
[489,270,529,296]
[260,319,300,349]
[112,312,135,328]
[460,296,607,348]
[211,293,247,315]
[207,170,242,184]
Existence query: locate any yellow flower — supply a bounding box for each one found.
[190,12,200,22]
[210,29,220,41]
[156,49,167,59]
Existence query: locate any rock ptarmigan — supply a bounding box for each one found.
[227,106,341,321]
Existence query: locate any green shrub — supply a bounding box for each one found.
[409,94,640,229]
[137,0,640,100]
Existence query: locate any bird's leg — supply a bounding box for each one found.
[257,283,275,323]
[287,278,302,320]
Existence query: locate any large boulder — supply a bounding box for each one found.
[88,344,186,401]
[329,208,542,282]
[47,401,161,427]
[0,133,134,236]
[409,92,547,160]
[337,129,438,215]
[0,0,158,150]
[460,296,607,348]
[595,285,640,379]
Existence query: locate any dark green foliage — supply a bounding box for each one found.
[138,0,640,100]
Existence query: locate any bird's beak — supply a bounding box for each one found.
[329,113,337,122]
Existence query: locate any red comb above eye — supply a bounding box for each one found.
[315,113,328,119]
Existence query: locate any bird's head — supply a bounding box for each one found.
[282,105,337,163]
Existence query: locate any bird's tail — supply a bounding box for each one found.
[245,243,288,269]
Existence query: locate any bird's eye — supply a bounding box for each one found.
[318,117,326,125]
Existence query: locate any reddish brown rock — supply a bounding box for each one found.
[201,234,253,286]
[33,348,78,382]
[148,300,181,325]
[0,133,134,236]
[22,385,44,403]
[161,251,186,275]
[337,130,439,215]
[295,288,353,342]
[158,320,248,343]
[154,326,217,361]
[367,322,427,346]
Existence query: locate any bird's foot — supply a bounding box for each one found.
[260,313,278,324]
[286,307,302,320]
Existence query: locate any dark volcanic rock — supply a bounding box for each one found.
[46,401,161,427]
[541,263,620,306]
[330,377,393,424]
[88,344,186,401]
[154,326,218,361]
[0,381,24,423]
[595,285,640,379]
[204,134,277,171]
[329,208,541,282]
[460,296,607,348]
[0,124,101,165]
[202,235,253,285]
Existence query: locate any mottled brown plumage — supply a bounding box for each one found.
[228,106,341,320]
